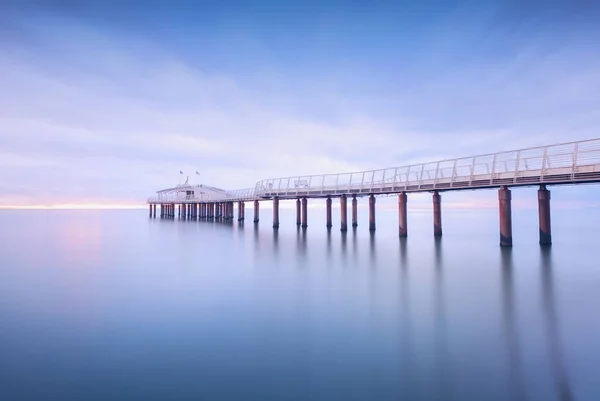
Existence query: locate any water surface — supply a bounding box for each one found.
[0,207,598,400]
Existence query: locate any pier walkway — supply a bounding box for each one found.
[148,138,600,246]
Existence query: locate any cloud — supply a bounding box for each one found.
[0,6,599,207]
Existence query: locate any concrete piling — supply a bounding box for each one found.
[538,185,551,245]
[433,191,442,236]
[273,197,280,229]
[352,195,358,227]
[368,194,376,231]
[326,197,332,228]
[398,192,408,237]
[301,197,308,228]
[149,204,152,217]
[254,200,260,223]
[340,195,348,232]
[498,186,513,247]
[296,199,302,226]
[237,201,243,221]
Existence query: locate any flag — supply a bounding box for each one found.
[180,171,183,175]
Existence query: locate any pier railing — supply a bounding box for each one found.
[147,187,256,204]
[253,137,600,198]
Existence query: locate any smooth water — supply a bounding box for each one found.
[0,207,598,400]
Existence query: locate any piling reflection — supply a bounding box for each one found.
[296,227,307,260]
[398,236,412,399]
[369,231,376,267]
[433,237,451,400]
[340,231,347,263]
[272,228,279,257]
[500,248,527,401]
[540,248,574,401]
[352,226,358,260]
[253,224,260,254]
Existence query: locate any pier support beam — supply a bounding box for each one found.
[149,204,152,218]
[209,203,214,219]
[368,195,376,231]
[152,204,156,218]
[498,186,513,247]
[326,197,332,228]
[296,199,302,226]
[253,200,259,223]
[160,204,164,218]
[301,197,308,228]
[433,191,442,236]
[352,195,358,227]
[399,192,408,237]
[238,201,245,221]
[273,197,280,229]
[538,185,552,246]
[340,195,348,232]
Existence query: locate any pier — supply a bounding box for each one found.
[148,138,600,247]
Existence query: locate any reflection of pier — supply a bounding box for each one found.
[501,249,528,401]
[540,248,574,401]
[500,248,573,401]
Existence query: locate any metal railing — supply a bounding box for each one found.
[147,187,256,204]
[254,137,600,198]
[148,137,600,203]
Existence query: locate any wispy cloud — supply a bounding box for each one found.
[0,3,599,207]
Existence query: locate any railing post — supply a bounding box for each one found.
[513,151,521,184]
[540,148,548,183]
[469,157,475,186]
[490,154,497,185]
[571,142,578,181]
[433,162,440,188]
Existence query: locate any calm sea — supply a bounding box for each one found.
[0,206,598,400]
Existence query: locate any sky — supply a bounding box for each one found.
[0,0,599,208]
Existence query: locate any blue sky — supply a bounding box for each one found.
[0,1,599,207]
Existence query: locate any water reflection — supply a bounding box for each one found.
[352,226,358,260]
[272,228,279,257]
[296,227,307,260]
[500,248,527,401]
[369,231,376,267]
[540,248,574,401]
[340,231,347,263]
[434,237,451,400]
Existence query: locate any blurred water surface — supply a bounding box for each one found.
[0,207,598,400]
